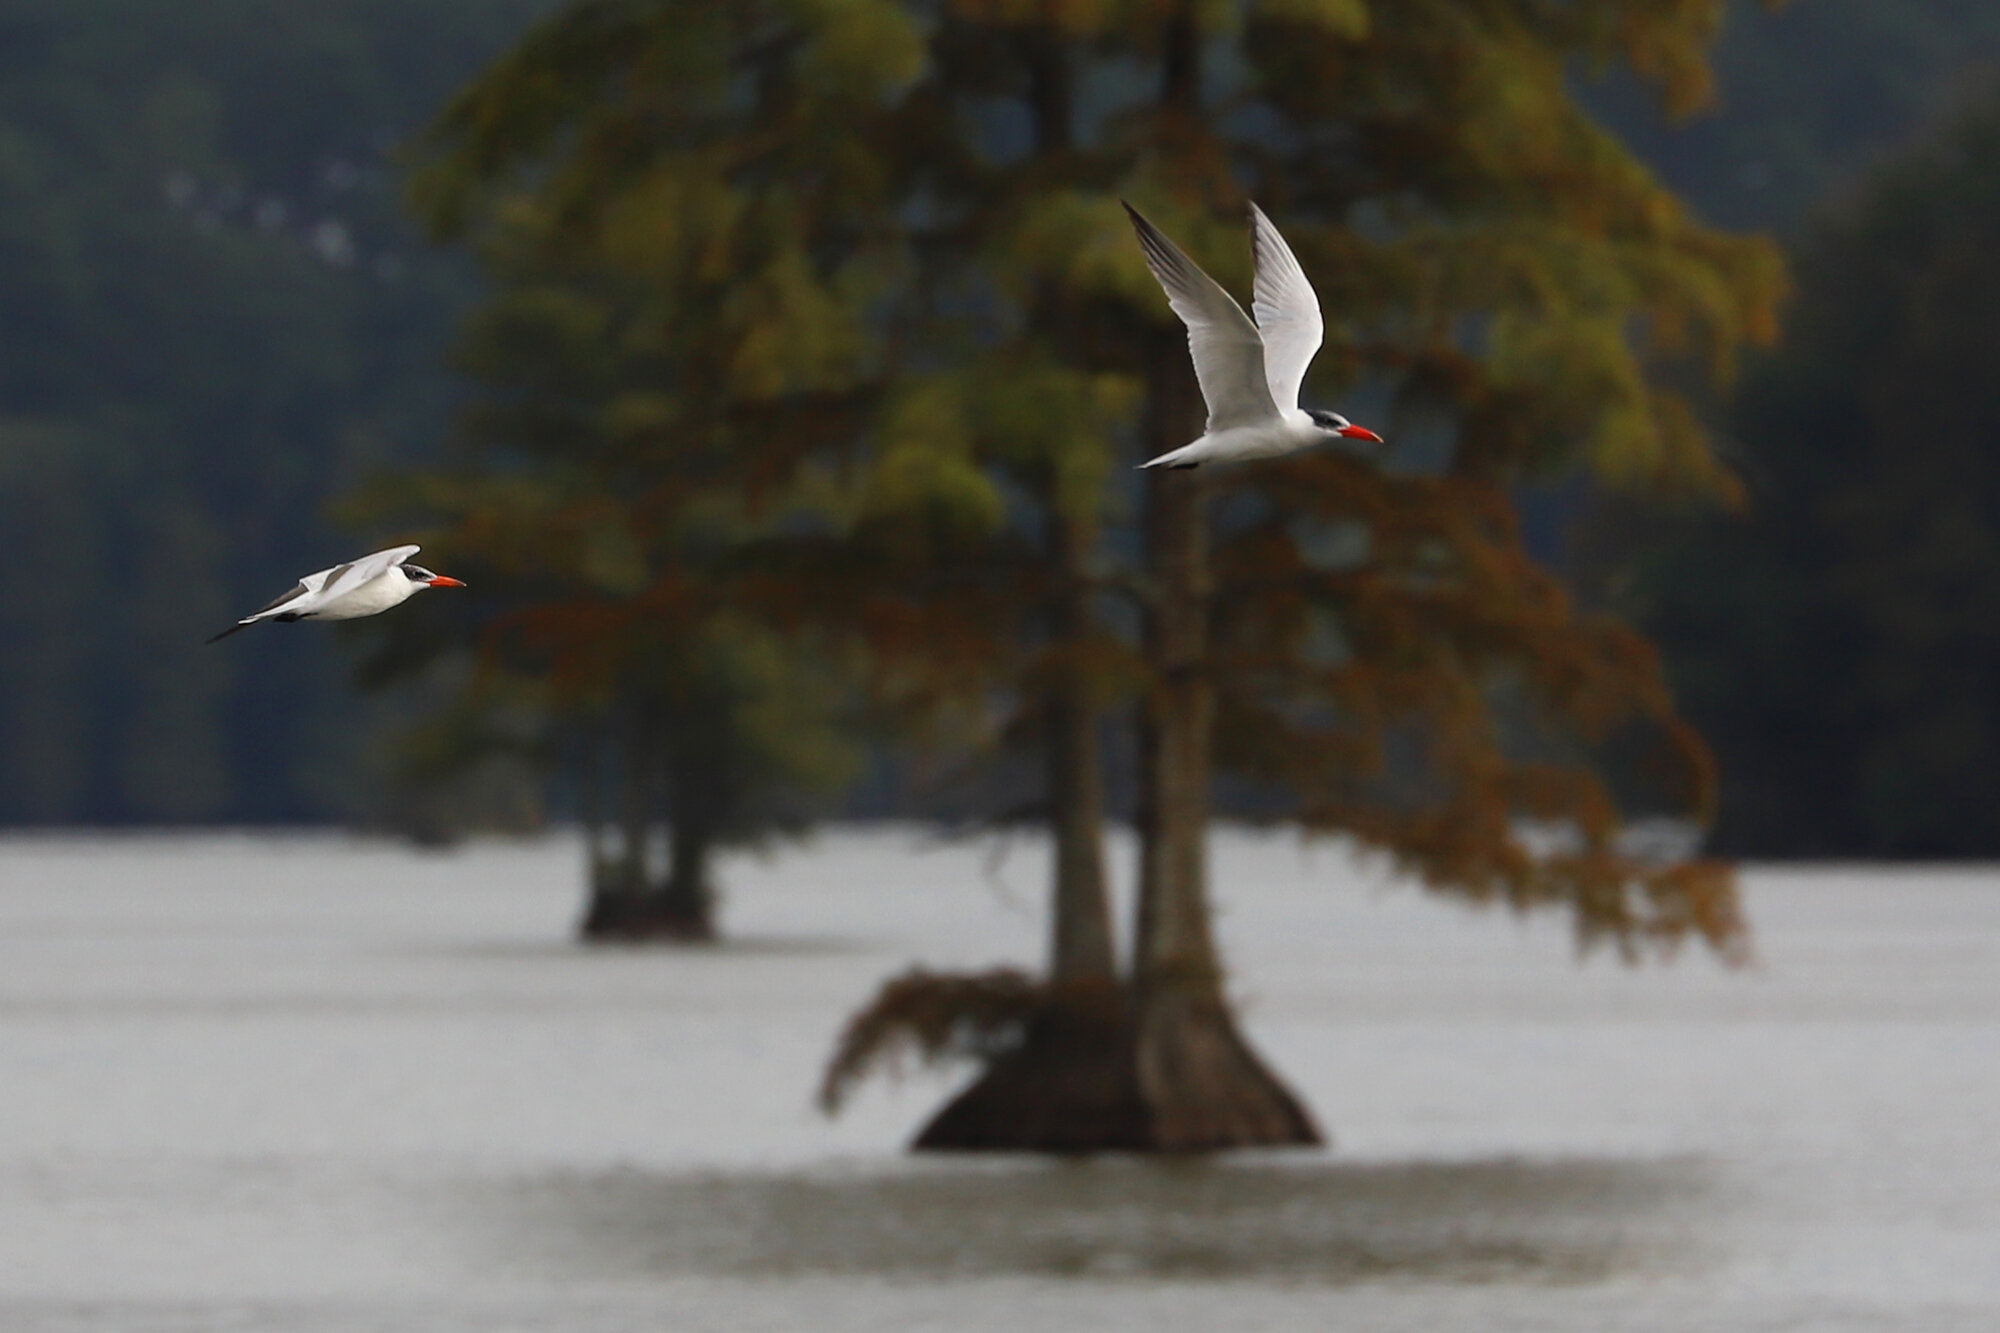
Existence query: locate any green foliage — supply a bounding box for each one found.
[935,0,1767,950]
[414,0,1773,957]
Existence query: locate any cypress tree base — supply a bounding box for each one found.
[914,984,1150,1151]
[1128,988,1322,1151]
[577,887,715,943]
[914,985,1322,1153]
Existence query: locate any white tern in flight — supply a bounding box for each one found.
[1125,201,1383,469]
[207,544,464,644]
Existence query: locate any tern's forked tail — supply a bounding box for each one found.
[1139,442,1204,470]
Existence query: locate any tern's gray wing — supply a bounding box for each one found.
[315,544,419,603]
[1248,203,1325,414]
[1124,203,1281,433]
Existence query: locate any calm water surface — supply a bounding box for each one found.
[0,830,1994,1330]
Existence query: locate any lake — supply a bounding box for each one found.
[0,828,1993,1330]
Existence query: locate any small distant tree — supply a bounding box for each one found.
[379,0,906,937]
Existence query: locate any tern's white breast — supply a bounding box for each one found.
[1189,412,1322,463]
[315,567,417,620]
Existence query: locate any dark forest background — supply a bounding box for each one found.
[0,0,553,824]
[3,0,1999,853]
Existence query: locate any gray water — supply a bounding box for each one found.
[0,830,1994,1330]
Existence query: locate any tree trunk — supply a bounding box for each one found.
[1025,35,1117,987]
[578,710,717,942]
[1134,462,1217,995]
[1047,509,1116,983]
[911,504,1141,1147]
[916,0,1315,1151]
[657,735,719,938]
[910,25,1137,1146]
[1120,0,1318,1147]
[1129,345,1322,1150]
[916,322,1318,1153]
[1046,697,1113,981]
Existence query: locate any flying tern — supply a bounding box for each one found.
[1124,201,1383,469]
[206,544,463,644]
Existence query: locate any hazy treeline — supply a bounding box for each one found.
[1592,0,2000,230]
[1581,1,2000,856]
[1614,84,2000,856]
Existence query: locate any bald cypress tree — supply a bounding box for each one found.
[824,0,1776,1150]
[414,0,1775,1144]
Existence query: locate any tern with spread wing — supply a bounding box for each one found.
[1124,201,1383,469]
[206,545,464,644]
